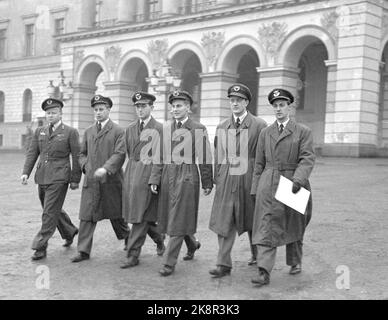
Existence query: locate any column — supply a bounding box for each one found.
[71,84,97,136]
[323,1,383,156]
[256,66,300,125]
[78,0,96,30]
[199,72,238,142]
[103,81,138,127]
[117,0,136,24]
[161,0,180,18]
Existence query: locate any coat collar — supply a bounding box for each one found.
[95,119,113,137]
[226,111,253,129]
[47,122,65,139]
[270,119,297,144]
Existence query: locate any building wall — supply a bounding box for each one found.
[1,0,388,157]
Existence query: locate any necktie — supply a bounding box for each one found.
[279,123,284,134]
[97,122,102,133]
[177,121,182,129]
[49,123,54,136]
[140,121,145,132]
[236,117,241,128]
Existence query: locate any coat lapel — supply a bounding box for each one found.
[274,120,296,146]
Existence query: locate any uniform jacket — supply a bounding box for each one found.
[209,112,267,237]
[250,120,315,247]
[79,119,126,222]
[122,117,163,224]
[22,122,81,185]
[149,118,213,236]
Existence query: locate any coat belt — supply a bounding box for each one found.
[265,163,298,170]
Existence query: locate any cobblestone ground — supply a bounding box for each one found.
[0,152,388,300]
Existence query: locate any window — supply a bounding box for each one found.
[54,18,64,53]
[25,24,34,56]
[144,0,160,21]
[0,91,4,123]
[0,29,6,60]
[23,89,32,122]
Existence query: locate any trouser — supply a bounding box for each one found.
[77,218,130,255]
[256,240,303,274]
[31,183,78,251]
[216,225,237,269]
[184,234,198,253]
[147,224,165,244]
[126,221,164,258]
[163,235,186,267]
[248,230,257,259]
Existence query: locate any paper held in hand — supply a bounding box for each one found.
[275,175,310,215]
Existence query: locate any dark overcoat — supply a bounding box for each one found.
[22,122,81,185]
[149,119,213,236]
[79,119,126,222]
[209,112,267,237]
[122,117,163,224]
[250,120,315,247]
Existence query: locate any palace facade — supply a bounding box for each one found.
[0,0,388,157]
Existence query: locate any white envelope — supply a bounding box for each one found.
[274,175,310,215]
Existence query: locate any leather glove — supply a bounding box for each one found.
[292,181,301,194]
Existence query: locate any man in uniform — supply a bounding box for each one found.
[71,95,130,262]
[209,83,267,278]
[120,91,166,269]
[149,90,213,276]
[21,98,81,260]
[250,88,315,287]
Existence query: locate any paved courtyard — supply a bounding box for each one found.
[0,152,387,300]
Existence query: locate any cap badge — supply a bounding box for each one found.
[173,91,180,97]
[273,90,280,97]
[233,86,240,92]
[95,95,100,101]
[136,93,142,100]
[47,99,52,105]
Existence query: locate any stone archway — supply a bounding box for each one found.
[73,58,108,132]
[279,29,333,150]
[378,42,388,155]
[169,49,203,122]
[218,42,261,115]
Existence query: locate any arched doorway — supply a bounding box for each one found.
[220,45,260,115]
[74,60,108,131]
[295,41,328,147]
[379,42,388,152]
[170,50,202,122]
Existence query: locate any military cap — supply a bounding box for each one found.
[168,90,193,106]
[268,88,294,104]
[227,83,252,102]
[91,94,113,108]
[41,98,64,111]
[132,91,156,105]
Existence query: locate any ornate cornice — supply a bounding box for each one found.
[56,0,319,43]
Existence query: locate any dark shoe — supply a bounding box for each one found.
[71,252,90,263]
[120,256,139,269]
[183,241,201,261]
[159,265,175,277]
[248,256,257,266]
[209,265,231,278]
[63,229,78,247]
[289,264,302,275]
[251,268,270,286]
[156,242,166,256]
[31,250,46,261]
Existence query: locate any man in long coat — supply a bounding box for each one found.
[120,91,165,269]
[149,90,213,276]
[209,83,267,278]
[71,95,130,262]
[250,88,315,286]
[21,98,81,260]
